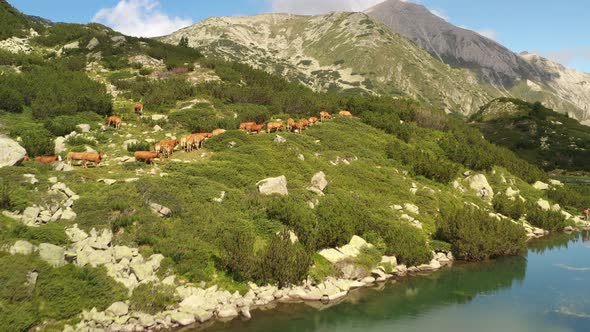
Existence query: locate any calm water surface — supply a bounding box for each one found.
[202,232,590,332]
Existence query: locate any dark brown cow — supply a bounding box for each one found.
[134,103,144,115]
[35,156,61,164]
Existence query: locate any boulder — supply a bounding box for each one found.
[339,263,367,280]
[22,206,40,225]
[318,248,347,264]
[86,249,113,267]
[274,135,286,144]
[533,181,550,190]
[537,199,551,211]
[38,243,66,267]
[549,179,564,187]
[77,124,91,133]
[0,135,27,168]
[114,246,133,261]
[153,125,163,132]
[22,174,39,185]
[130,262,154,281]
[9,240,35,255]
[91,229,113,249]
[54,136,67,154]
[257,176,288,196]
[307,171,328,195]
[217,305,239,319]
[106,302,129,317]
[86,37,99,50]
[61,208,77,220]
[505,187,519,197]
[404,203,420,214]
[380,255,397,267]
[122,140,138,150]
[66,224,88,242]
[465,174,494,199]
[54,161,73,172]
[171,312,195,326]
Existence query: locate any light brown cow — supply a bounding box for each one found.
[239,122,256,131]
[156,139,179,157]
[339,110,353,117]
[106,116,122,129]
[290,121,304,133]
[245,123,265,134]
[308,117,319,125]
[35,155,61,164]
[67,152,104,168]
[287,118,296,131]
[300,119,310,129]
[320,111,332,122]
[134,103,144,115]
[134,151,160,164]
[267,122,284,133]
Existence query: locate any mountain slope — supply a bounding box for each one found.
[161,12,492,114]
[366,0,590,123]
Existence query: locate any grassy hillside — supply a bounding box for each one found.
[472,98,590,172]
[0,4,584,330]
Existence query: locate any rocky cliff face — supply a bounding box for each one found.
[365,0,590,122]
[161,12,491,114]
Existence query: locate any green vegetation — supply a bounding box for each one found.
[436,206,527,261]
[129,283,177,314]
[526,207,568,231]
[493,194,526,220]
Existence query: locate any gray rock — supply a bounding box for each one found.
[339,263,367,280]
[217,305,239,319]
[87,249,113,267]
[63,41,80,50]
[170,312,195,326]
[0,135,27,168]
[114,246,133,261]
[77,124,91,133]
[9,240,35,255]
[106,302,129,317]
[54,136,67,154]
[537,199,551,211]
[22,174,39,185]
[51,208,63,222]
[61,208,77,220]
[54,161,73,172]
[257,176,288,196]
[48,177,58,184]
[91,229,113,249]
[404,203,420,214]
[153,125,163,132]
[274,135,286,144]
[38,243,66,267]
[122,139,139,150]
[130,262,154,281]
[22,206,40,225]
[533,181,550,190]
[86,37,99,50]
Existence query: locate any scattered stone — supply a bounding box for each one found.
[537,199,551,211]
[77,124,91,133]
[505,187,519,197]
[61,208,77,221]
[106,302,129,317]
[38,243,66,267]
[149,202,172,217]
[54,136,67,154]
[98,178,117,186]
[274,135,287,144]
[22,206,40,225]
[9,240,36,255]
[533,181,550,190]
[404,203,420,214]
[49,177,58,184]
[465,174,494,199]
[66,224,88,242]
[86,37,99,50]
[122,139,139,150]
[151,114,167,121]
[217,305,239,319]
[22,174,39,185]
[549,179,564,187]
[257,176,289,196]
[298,154,305,161]
[307,171,328,196]
[153,125,163,132]
[54,161,74,172]
[213,191,226,203]
[171,312,195,326]
[0,135,27,168]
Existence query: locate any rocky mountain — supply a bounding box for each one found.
[365,0,590,123]
[161,12,491,114]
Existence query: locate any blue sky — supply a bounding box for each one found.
[9,0,590,72]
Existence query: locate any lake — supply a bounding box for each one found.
[203,231,590,332]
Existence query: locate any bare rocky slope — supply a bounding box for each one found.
[365,0,590,123]
[161,12,491,115]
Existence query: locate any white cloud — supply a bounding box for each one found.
[546,48,590,66]
[477,29,497,40]
[429,9,449,21]
[267,0,386,15]
[92,0,192,38]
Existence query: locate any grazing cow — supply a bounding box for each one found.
[300,119,310,129]
[134,103,144,115]
[246,123,265,134]
[134,151,160,164]
[35,155,61,164]
[308,117,319,125]
[290,121,304,133]
[267,122,284,133]
[211,129,226,136]
[156,139,179,157]
[106,116,122,129]
[339,110,353,117]
[320,111,332,122]
[239,122,256,131]
[287,118,296,131]
[67,152,104,168]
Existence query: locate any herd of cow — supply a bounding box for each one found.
[25,110,352,167]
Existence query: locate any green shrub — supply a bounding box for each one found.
[254,230,312,288]
[265,197,318,249]
[169,108,223,133]
[386,141,459,184]
[315,194,370,249]
[66,136,96,147]
[526,206,568,231]
[430,239,452,253]
[308,253,338,283]
[8,223,69,245]
[44,112,101,137]
[548,185,590,212]
[0,179,11,210]
[436,206,526,261]
[103,55,129,70]
[0,87,24,113]
[218,226,256,281]
[375,220,432,266]
[493,194,526,220]
[354,246,383,270]
[127,142,151,153]
[10,125,54,157]
[129,283,177,314]
[139,68,153,76]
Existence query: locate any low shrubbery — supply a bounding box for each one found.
[9,124,54,157]
[127,142,151,153]
[373,221,432,266]
[386,141,459,183]
[129,283,177,314]
[526,207,568,231]
[436,206,526,261]
[492,194,526,220]
[548,185,590,212]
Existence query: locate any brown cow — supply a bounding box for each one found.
[287,118,296,131]
[339,110,353,117]
[35,155,61,164]
[106,116,122,129]
[239,122,256,131]
[290,121,304,133]
[320,111,332,122]
[245,123,265,134]
[67,152,104,168]
[156,139,179,157]
[308,117,319,125]
[134,103,144,115]
[267,122,284,133]
[300,119,310,129]
[134,151,160,164]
